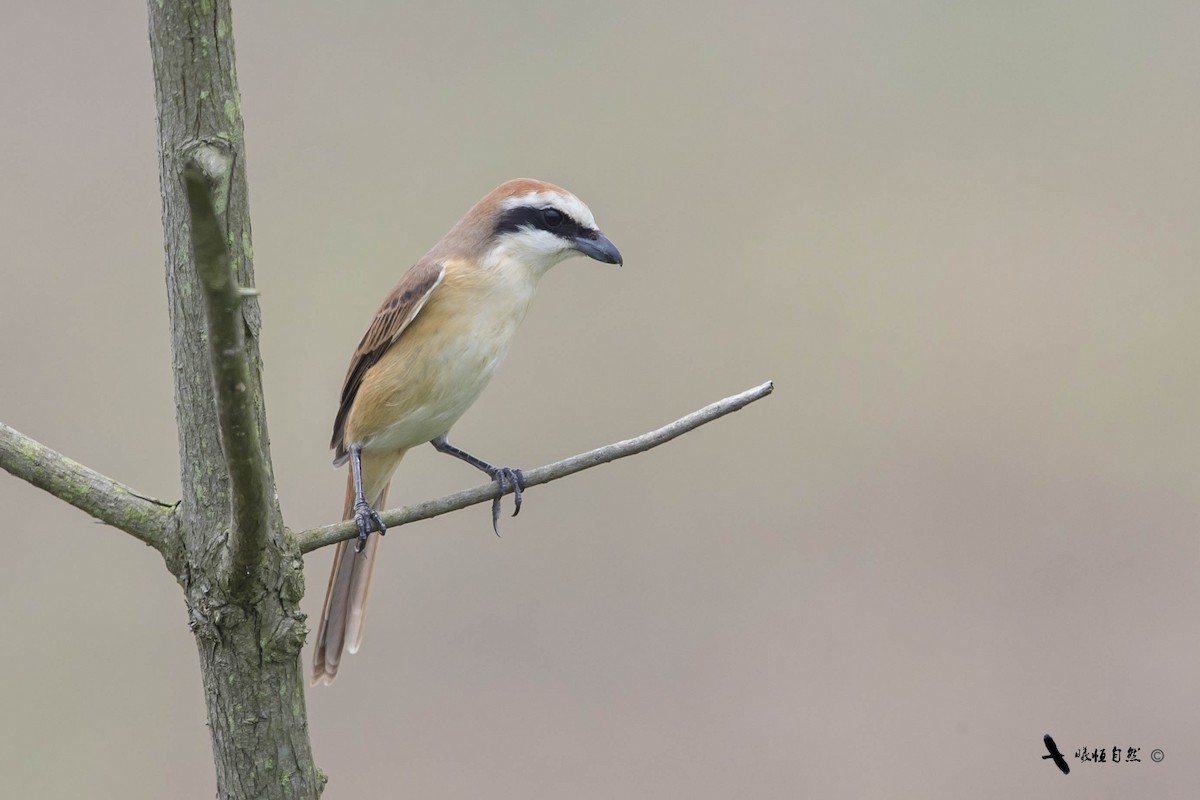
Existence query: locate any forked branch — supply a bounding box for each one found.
[295,380,774,553]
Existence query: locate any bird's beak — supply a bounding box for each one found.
[573,230,623,266]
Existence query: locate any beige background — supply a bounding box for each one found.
[2,2,1197,798]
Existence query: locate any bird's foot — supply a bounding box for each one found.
[486,467,526,536]
[353,498,386,553]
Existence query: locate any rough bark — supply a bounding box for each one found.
[147,2,322,798]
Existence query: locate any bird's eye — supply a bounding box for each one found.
[542,208,564,228]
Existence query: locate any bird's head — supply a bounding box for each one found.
[448,179,622,276]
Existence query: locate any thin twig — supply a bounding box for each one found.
[0,422,175,550]
[183,143,272,596]
[296,380,774,553]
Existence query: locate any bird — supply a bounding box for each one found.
[311,178,622,685]
[1042,734,1070,775]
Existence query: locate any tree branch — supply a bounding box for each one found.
[149,4,317,795]
[0,422,175,551]
[183,143,273,598]
[296,380,774,553]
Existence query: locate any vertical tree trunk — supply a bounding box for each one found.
[147,2,323,797]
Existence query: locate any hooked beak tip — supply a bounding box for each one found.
[574,230,622,266]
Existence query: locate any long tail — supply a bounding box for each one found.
[311,450,404,685]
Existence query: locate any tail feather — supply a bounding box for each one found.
[311,451,402,686]
[347,483,387,654]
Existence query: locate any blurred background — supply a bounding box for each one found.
[1,1,1197,797]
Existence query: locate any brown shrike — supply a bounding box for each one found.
[312,178,622,684]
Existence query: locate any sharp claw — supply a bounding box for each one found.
[491,478,505,537]
[511,469,524,517]
[353,499,385,553]
[487,467,526,535]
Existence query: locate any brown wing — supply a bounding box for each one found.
[331,259,445,464]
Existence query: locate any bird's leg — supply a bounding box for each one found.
[350,443,386,553]
[430,434,525,535]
